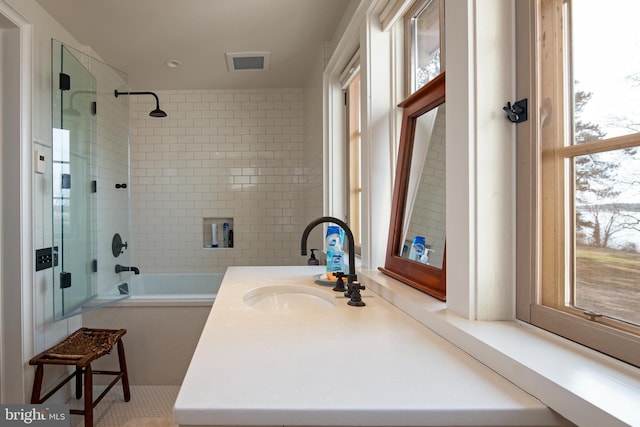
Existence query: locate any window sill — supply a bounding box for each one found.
[360,269,640,427]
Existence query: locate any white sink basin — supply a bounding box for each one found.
[243,285,337,314]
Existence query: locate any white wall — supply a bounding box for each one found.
[1,6,24,403]
[362,10,395,269]
[445,0,516,320]
[2,0,103,400]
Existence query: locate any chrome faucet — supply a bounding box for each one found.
[301,216,365,306]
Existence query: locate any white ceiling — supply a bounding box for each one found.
[35,0,353,90]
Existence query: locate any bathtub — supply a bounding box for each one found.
[121,272,223,301]
[83,272,224,385]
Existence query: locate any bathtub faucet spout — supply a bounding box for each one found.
[115,264,140,275]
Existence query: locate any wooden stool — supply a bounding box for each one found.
[29,328,130,427]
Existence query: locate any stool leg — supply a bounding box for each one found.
[84,365,93,427]
[116,339,131,401]
[30,365,44,404]
[75,366,83,399]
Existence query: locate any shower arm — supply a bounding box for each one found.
[114,90,160,104]
[114,90,167,117]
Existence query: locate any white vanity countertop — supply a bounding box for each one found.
[174,266,564,427]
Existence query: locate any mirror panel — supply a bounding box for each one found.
[380,72,446,300]
[399,103,445,269]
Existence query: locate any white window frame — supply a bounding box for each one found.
[344,71,362,252]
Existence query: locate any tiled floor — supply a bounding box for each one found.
[70,385,179,427]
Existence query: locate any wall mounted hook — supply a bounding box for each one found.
[503,98,528,123]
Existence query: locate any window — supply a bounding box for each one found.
[521,0,640,367]
[346,73,362,249]
[405,0,444,95]
[338,50,361,251]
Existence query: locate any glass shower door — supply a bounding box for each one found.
[52,42,98,319]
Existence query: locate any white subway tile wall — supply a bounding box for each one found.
[129,88,321,273]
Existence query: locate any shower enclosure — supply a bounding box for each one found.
[51,40,131,319]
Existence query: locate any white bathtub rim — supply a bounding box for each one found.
[121,272,223,301]
[107,297,215,308]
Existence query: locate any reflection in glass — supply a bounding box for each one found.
[408,0,442,92]
[399,104,446,269]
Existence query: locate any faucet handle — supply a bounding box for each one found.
[347,281,366,307]
[332,271,347,293]
[343,274,358,297]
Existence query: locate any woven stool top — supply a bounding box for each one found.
[30,327,126,367]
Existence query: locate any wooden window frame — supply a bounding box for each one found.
[517,0,640,368]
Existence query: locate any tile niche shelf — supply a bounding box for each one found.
[203,218,234,249]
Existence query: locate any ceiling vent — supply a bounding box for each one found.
[226,52,271,72]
